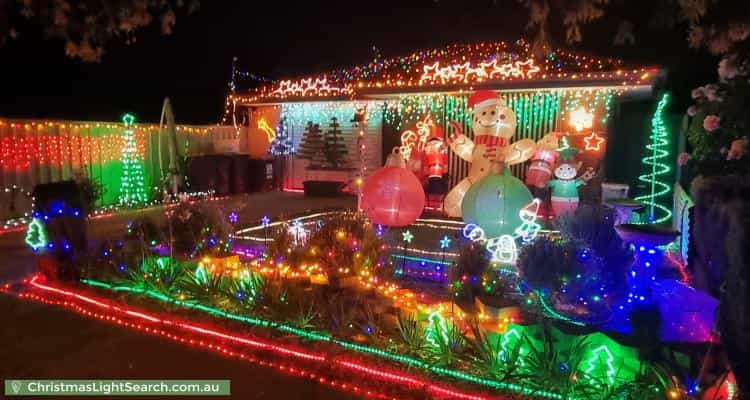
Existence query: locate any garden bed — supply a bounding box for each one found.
[26,202,718,399]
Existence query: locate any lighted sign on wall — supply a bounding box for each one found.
[257,118,276,141]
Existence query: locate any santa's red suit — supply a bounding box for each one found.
[422,139,448,178]
[525,149,558,188]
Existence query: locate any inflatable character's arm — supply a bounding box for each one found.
[448,121,474,162]
[579,167,596,184]
[501,138,536,166]
[536,132,562,149]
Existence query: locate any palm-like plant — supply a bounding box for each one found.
[463,322,525,381]
[397,312,427,358]
[219,271,265,314]
[140,257,183,296]
[177,265,230,309]
[426,319,465,368]
[520,326,598,398]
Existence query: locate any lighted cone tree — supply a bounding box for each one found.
[297,121,327,168]
[269,117,294,156]
[324,117,349,169]
[634,93,672,223]
[119,113,148,206]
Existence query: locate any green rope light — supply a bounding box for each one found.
[80,278,566,399]
[583,345,617,386]
[535,290,586,326]
[635,93,673,224]
[25,218,48,251]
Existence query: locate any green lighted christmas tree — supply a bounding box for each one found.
[119,113,148,206]
[634,93,672,223]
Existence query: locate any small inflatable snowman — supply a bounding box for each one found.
[444,90,536,217]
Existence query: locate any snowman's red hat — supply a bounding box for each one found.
[468,90,503,109]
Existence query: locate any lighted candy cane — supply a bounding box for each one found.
[399,115,434,160]
[399,130,419,160]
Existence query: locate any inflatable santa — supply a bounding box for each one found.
[525,132,561,188]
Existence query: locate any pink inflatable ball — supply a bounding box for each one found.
[361,151,426,227]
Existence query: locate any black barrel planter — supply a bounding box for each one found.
[302,180,346,197]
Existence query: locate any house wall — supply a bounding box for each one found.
[246,106,281,159]
[279,101,383,191]
[252,87,651,195]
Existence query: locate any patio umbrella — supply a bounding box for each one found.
[158,97,184,195]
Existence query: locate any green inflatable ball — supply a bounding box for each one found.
[462,167,533,238]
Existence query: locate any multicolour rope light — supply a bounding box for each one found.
[3,275,567,400]
[71,277,564,398]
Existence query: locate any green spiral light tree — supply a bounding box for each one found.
[635,93,672,224]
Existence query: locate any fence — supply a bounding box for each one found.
[0,118,236,219]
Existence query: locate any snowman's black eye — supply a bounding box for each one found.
[482,111,486,116]
[491,110,496,115]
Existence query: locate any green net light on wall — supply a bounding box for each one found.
[635,93,672,224]
[118,113,148,206]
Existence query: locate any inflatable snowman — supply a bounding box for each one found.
[443,90,536,217]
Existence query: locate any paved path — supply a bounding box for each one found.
[0,192,358,399]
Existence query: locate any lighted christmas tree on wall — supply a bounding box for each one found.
[324,117,349,169]
[297,121,327,168]
[635,93,672,224]
[119,113,148,206]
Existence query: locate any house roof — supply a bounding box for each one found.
[228,39,660,109]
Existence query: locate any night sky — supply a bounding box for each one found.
[0,0,718,124]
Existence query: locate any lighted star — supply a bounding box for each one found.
[515,59,541,78]
[260,216,271,227]
[402,230,414,244]
[569,107,594,132]
[121,113,136,127]
[420,62,440,84]
[584,132,605,151]
[440,235,451,249]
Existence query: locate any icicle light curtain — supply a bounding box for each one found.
[383,88,616,187]
[0,119,216,212]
